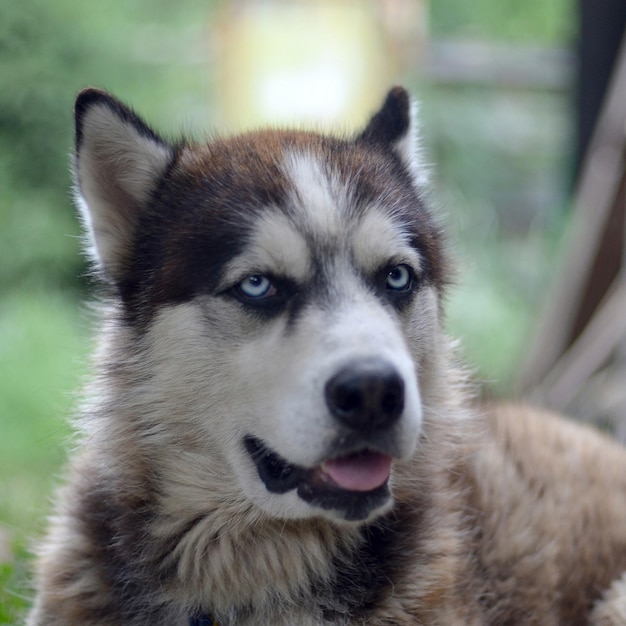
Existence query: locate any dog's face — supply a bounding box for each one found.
[74,88,448,523]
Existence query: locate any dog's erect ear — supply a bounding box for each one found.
[358,86,426,186]
[73,88,174,282]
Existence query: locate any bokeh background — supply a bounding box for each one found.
[1,1,624,621]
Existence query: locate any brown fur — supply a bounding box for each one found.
[30,402,626,624]
[27,87,626,625]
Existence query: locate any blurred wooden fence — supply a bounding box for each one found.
[518,34,626,440]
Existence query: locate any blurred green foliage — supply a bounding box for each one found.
[0,555,30,625]
[0,290,87,624]
[421,85,571,387]
[0,0,213,292]
[0,0,85,290]
[431,0,576,43]
[423,0,576,387]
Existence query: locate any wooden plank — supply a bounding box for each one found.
[425,40,573,90]
[517,35,626,393]
[533,278,626,410]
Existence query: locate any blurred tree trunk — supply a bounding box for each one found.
[576,0,626,176]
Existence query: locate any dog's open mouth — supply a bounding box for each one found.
[244,436,393,521]
[313,452,392,491]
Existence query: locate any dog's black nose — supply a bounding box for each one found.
[325,358,405,432]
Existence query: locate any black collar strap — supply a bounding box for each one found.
[189,614,218,626]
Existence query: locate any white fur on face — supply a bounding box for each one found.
[221,211,312,287]
[137,164,433,522]
[281,151,345,240]
[144,287,424,523]
[351,208,422,276]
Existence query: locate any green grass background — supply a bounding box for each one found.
[0,291,86,621]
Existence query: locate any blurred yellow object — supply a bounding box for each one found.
[213,0,425,131]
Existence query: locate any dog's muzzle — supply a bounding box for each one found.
[244,358,409,521]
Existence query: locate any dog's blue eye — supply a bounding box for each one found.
[238,275,274,299]
[386,265,412,291]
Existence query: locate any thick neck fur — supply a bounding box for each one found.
[65,308,475,625]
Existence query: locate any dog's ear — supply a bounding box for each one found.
[357,86,426,186]
[73,88,174,282]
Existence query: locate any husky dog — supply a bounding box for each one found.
[28,87,626,625]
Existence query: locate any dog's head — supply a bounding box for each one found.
[74,87,450,523]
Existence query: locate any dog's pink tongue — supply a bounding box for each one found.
[321,452,392,492]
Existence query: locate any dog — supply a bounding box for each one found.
[27,86,626,625]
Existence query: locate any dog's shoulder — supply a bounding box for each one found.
[481,402,626,488]
[465,403,626,623]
